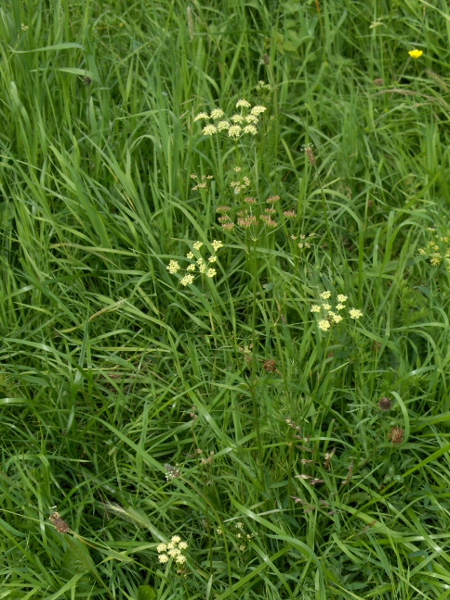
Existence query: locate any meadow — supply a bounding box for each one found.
[2,0,450,598]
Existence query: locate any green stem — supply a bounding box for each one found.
[316,168,335,280]
[249,237,263,485]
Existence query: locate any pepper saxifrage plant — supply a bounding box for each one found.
[2,1,450,598]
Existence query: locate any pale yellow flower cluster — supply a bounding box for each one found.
[230,175,251,195]
[256,80,271,92]
[233,521,255,552]
[291,233,316,249]
[166,240,223,286]
[157,535,188,566]
[194,100,267,139]
[190,173,214,191]
[311,292,363,331]
[418,228,450,271]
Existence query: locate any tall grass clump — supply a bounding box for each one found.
[2,0,450,598]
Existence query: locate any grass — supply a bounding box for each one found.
[2,0,450,598]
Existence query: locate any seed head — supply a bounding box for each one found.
[306,146,316,166]
[378,397,392,411]
[49,512,70,534]
[263,360,277,372]
[388,427,404,445]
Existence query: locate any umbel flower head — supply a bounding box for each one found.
[194,101,267,139]
[166,240,223,286]
[157,535,189,566]
[310,291,364,331]
[408,49,423,59]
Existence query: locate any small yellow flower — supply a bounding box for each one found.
[228,125,242,138]
[236,99,251,108]
[323,303,331,310]
[311,305,321,313]
[180,274,195,286]
[336,303,345,311]
[193,241,203,250]
[157,543,167,553]
[175,554,187,564]
[217,120,230,131]
[332,314,343,324]
[250,105,267,116]
[167,260,180,274]
[194,112,209,122]
[337,294,348,303]
[349,308,363,319]
[318,320,331,331]
[408,49,423,59]
[243,124,258,135]
[186,251,194,259]
[159,554,169,563]
[231,114,244,124]
[208,255,217,263]
[212,240,223,251]
[202,124,217,136]
[178,541,188,550]
[210,108,225,119]
[206,268,216,278]
[320,291,331,300]
[187,264,196,272]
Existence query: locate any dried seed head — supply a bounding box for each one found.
[263,359,277,372]
[388,427,404,445]
[378,397,392,411]
[373,78,384,86]
[261,54,270,65]
[306,147,316,166]
[49,512,70,534]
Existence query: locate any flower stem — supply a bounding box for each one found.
[248,237,264,485]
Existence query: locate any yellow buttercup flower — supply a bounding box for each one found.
[408,49,423,59]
